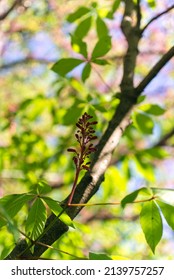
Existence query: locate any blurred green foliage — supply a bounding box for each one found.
[0,0,174,260]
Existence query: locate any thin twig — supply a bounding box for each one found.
[155,127,174,147]
[141,4,174,34]
[69,195,157,207]
[135,46,174,95]
[0,57,55,70]
[91,63,115,94]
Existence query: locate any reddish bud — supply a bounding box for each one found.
[73,156,78,166]
[67,148,77,153]
[82,165,90,171]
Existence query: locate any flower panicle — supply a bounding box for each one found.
[67,112,98,171]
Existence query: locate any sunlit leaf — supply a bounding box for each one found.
[133,154,155,182]
[67,7,90,22]
[62,100,84,125]
[138,104,165,116]
[71,35,88,58]
[42,197,74,228]
[37,181,52,195]
[25,198,47,241]
[143,147,168,159]
[51,58,84,76]
[121,187,151,208]
[157,200,174,230]
[147,0,156,8]
[91,36,111,58]
[0,193,34,228]
[89,252,112,260]
[133,112,154,134]
[140,201,163,253]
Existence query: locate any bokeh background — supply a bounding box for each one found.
[0,0,174,259]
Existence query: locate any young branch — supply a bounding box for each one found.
[141,4,174,34]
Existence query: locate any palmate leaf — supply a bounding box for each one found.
[0,193,34,228]
[140,201,163,253]
[25,198,47,241]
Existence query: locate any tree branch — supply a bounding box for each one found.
[135,46,174,95]
[0,0,23,21]
[141,4,174,34]
[0,57,55,70]
[155,127,174,147]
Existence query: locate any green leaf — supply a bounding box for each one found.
[121,187,151,208]
[96,16,109,39]
[112,0,121,12]
[140,201,163,253]
[139,104,165,116]
[67,7,90,22]
[25,198,47,241]
[63,100,84,125]
[71,35,88,58]
[91,36,111,58]
[82,63,91,82]
[92,58,109,65]
[144,147,168,159]
[0,193,34,228]
[137,95,146,104]
[157,200,174,230]
[107,0,121,19]
[74,16,92,39]
[89,252,112,260]
[37,181,52,195]
[133,154,155,182]
[133,112,154,134]
[147,0,156,8]
[43,197,74,228]
[42,197,61,216]
[51,58,83,76]
[91,2,97,8]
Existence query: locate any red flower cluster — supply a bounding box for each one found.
[67,112,97,172]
